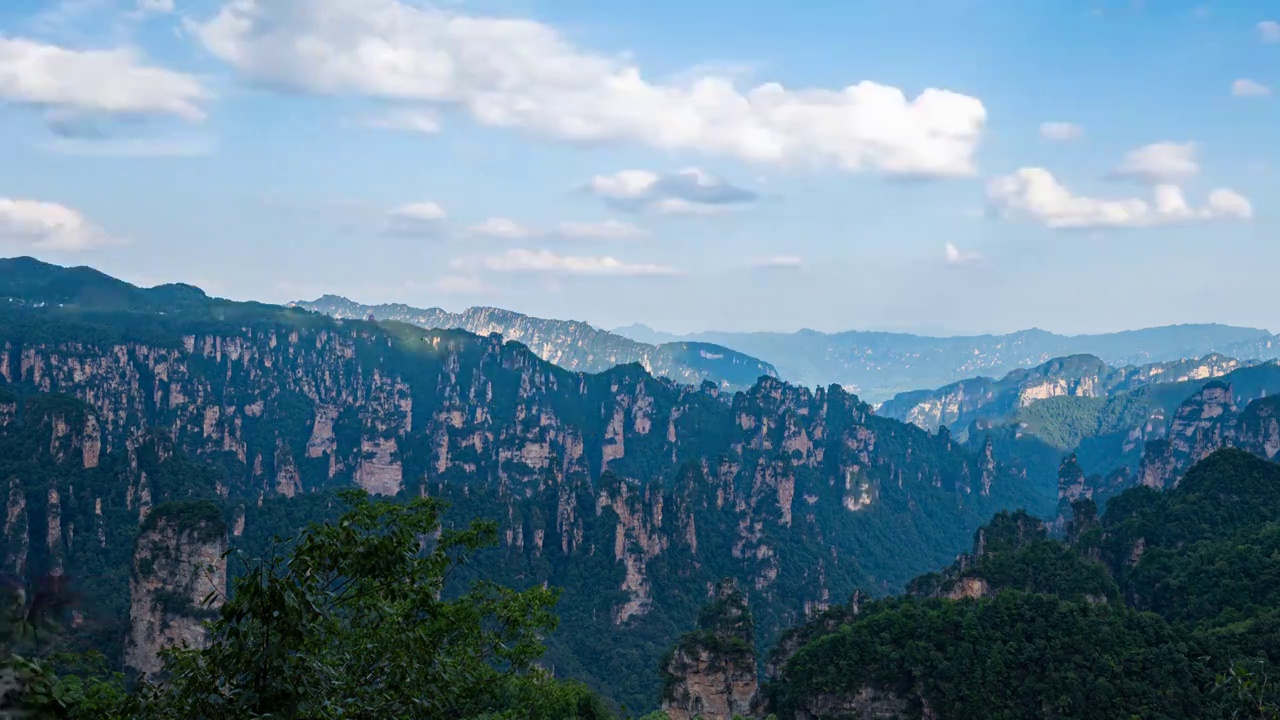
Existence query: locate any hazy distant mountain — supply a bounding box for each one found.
[613,323,1280,402]
[293,296,778,390]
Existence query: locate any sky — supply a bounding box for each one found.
[0,0,1277,337]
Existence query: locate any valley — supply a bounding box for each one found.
[5,259,1280,718]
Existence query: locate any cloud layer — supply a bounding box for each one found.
[0,198,112,251]
[190,0,986,176]
[587,168,757,214]
[987,168,1252,230]
[0,38,208,121]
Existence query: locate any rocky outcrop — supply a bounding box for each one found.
[879,354,1252,433]
[1135,382,1280,490]
[0,259,1048,711]
[662,579,760,720]
[124,502,227,678]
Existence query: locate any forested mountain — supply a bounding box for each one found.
[745,450,1280,719]
[0,257,1052,712]
[614,323,1280,402]
[878,352,1253,432]
[292,295,779,391]
[955,363,1280,515]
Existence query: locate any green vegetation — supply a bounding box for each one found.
[7,491,614,719]
[764,449,1280,719]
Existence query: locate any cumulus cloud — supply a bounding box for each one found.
[1039,122,1084,141]
[189,0,987,176]
[0,38,209,120]
[467,217,537,240]
[986,167,1253,230]
[451,248,679,275]
[359,108,441,133]
[1111,142,1199,184]
[587,168,757,214]
[0,198,114,251]
[1233,79,1272,97]
[750,256,803,269]
[1261,20,1280,42]
[944,243,982,265]
[385,202,447,236]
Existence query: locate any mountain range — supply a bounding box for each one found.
[290,295,779,391]
[877,352,1258,434]
[11,256,1280,716]
[615,323,1280,402]
[0,257,1049,711]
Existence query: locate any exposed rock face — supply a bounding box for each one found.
[1136,382,1280,490]
[662,580,760,720]
[124,504,227,678]
[879,353,1251,433]
[0,260,1049,711]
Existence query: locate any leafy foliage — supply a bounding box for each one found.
[7,491,614,719]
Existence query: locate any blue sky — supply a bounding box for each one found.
[0,0,1276,336]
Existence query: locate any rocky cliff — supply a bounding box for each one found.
[1136,382,1280,490]
[123,501,227,677]
[0,258,1052,710]
[292,295,778,391]
[879,353,1249,434]
[661,579,760,720]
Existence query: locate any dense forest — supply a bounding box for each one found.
[10,449,1280,719]
[766,449,1280,719]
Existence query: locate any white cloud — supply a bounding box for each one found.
[1039,122,1083,141]
[0,198,114,251]
[554,220,646,240]
[385,202,447,236]
[1233,79,1273,97]
[452,248,679,275]
[1111,142,1199,184]
[467,217,537,240]
[944,243,982,265]
[138,0,174,13]
[987,167,1253,230]
[189,0,987,177]
[1260,20,1280,42]
[750,256,803,269]
[587,168,757,214]
[359,108,441,133]
[0,38,208,120]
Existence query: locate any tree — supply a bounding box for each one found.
[17,490,611,719]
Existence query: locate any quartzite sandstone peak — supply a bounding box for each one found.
[0,257,1049,710]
